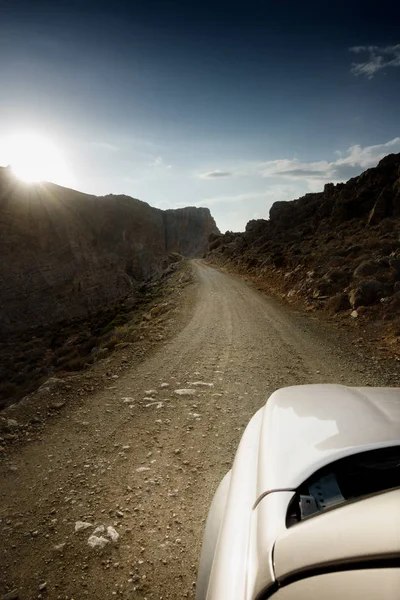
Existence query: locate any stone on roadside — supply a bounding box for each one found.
[75,521,93,532]
[349,280,383,308]
[93,525,105,535]
[2,590,19,600]
[50,401,65,410]
[107,526,120,542]
[53,543,66,552]
[87,535,109,549]
[174,389,196,396]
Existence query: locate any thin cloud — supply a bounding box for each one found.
[148,156,172,169]
[349,44,400,78]
[198,170,232,179]
[195,138,400,189]
[200,185,299,207]
[259,137,400,183]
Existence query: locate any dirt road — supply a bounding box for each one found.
[1,261,398,600]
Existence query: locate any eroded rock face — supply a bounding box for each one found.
[163,207,218,257]
[0,170,218,333]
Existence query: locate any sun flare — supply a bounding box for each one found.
[6,132,73,187]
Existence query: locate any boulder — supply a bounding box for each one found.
[353,261,381,278]
[326,293,351,313]
[322,269,349,283]
[349,280,384,308]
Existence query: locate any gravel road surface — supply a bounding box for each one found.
[1,260,398,600]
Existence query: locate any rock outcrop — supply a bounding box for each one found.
[163,207,217,257]
[0,169,218,406]
[0,169,218,334]
[0,168,218,334]
[207,154,400,346]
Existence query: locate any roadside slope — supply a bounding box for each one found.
[1,261,399,600]
[207,153,400,356]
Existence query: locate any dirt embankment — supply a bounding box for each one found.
[1,261,399,600]
[207,153,400,359]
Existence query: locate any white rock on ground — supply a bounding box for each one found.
[93,525,105,535]
[87,535,109,549]
[188,382,214,387]
[74,521,93,532]
[107,526,120,542]
[174,389,196,396]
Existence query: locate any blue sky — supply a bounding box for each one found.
[0,0,399,231]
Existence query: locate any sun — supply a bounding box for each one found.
[7,132,73,187]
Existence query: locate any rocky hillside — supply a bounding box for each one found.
[0,167,218,333]
[207,153,400,355]
[0,168,218,407]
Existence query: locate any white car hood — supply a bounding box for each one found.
[204,385,400,600]
[256,384,400,498]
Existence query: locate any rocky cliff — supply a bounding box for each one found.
[207,154,400,353]
[0,167,218,334]
[163,207,217,257]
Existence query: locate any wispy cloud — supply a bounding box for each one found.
[198,170,232,179]
[203,138,400,187]
[259,137,400,183]
[350,44,400,78]
[200,185,300,207]
[148,156,172,169]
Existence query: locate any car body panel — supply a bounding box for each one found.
[256,385,400,497]
[195,471,231,600]
[197,385,400,600]
[205,408,263,600]
[270,569,400,599]
[274,488,400,581]
[247,491,295,599]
